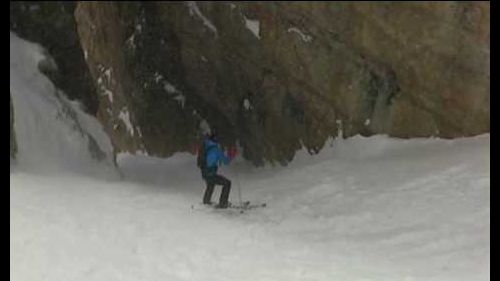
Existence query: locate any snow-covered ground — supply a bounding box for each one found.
[10,31,489,281]
[11,134,490,281]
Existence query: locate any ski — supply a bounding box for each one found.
[190,201,267,213]
[225,201,267,213]
[228,201,267,210]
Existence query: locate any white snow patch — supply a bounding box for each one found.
[244,16,260,39]
[104,68,112,83]
[173,94,186,108]
[97,76,113,103]
[83,50,88,60]
[126,33,136,49]
[229,3,237,10]
[364,119,371,126]
[186,1,218,36]
[102,89,114,104]
[11,134,490,281]
[243,98,253,110]
[154,72,163,83]
[163,81,179,94]
[118,107,135,137]
[135,24,143,33]
[136,126,144,138]
[96,67,114,103]
[119,149,148,158]
[287,27,313,42]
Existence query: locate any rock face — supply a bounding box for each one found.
[12,2,490,166]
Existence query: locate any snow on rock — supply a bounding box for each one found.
[243,98,253,110]
[157,75,182,97]
[10,134,489,281]
[102,88,114,104]
[66,99,114,159]
[135,126,144,138]
[9,32,115,176]
[287,27,312,43]
[173,94,186,108]
[244,15,260,39]
[103,67,112,83]
[126,33,136,49]
[154,72,163,83]
[163,81,179,94]
[186,1,218,37]
[364,118,371,126]
[118,107,135,137]
[336,119,343,138]
[126,15,145,50]
[96,66,114,103]
[135,23,143,33]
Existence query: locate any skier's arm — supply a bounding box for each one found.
[217,147,230,165]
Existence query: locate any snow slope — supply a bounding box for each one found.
[10,32,115,177]
[11,134,490,281]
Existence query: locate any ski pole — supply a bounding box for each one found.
[235,168,243,207]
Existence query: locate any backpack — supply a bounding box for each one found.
[197,142,207,170]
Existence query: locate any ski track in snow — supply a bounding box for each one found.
[11,135,490,281]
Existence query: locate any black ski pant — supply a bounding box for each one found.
[203,174,231,205]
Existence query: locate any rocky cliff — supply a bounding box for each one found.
[11,1,490,165]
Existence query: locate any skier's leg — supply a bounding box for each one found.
[214,175,231,207]
[203,178,215,204]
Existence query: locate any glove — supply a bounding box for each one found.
[227,146,238,160]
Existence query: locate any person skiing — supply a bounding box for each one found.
[197,130,235,208]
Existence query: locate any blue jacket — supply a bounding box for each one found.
[204,138,230,172]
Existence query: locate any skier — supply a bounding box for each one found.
[197,130,236,208]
